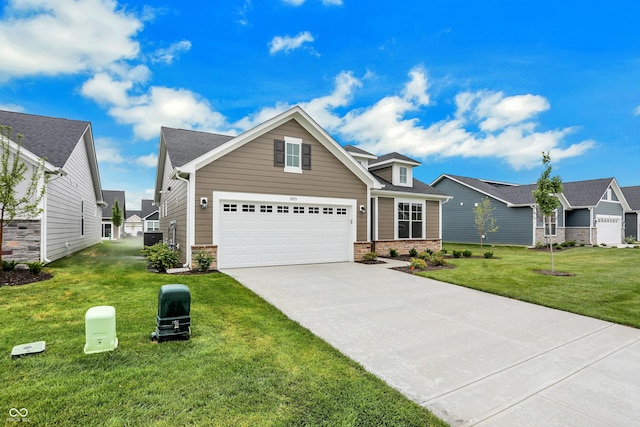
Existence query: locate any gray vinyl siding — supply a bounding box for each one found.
[194,119,368,244]
[595,201,624,217]
[566,209,590,227]
[378,197,394,239]
[625,213,638,239]
[158,150,189,263]
[435,177,534,245]
[45,133,102,261]
[535,204,564,227]
[426,200,440,239]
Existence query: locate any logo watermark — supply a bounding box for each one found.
[7,408,30,423]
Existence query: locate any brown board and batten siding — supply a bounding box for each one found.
[377,197,395,240]
[426,200,440,239]
[194,119,368,244]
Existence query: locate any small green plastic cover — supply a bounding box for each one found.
[157,284,191,319]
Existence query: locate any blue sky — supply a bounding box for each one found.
[1,0,639,210]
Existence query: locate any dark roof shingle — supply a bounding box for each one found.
[0,109,90,167]
[162,127,235,167]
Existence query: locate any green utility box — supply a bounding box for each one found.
[151,284,191,342]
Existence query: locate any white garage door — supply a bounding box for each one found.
[218,199,353,268]
[596,215,622,245]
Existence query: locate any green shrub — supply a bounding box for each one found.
[193,249,215,272]
[408,248,418,257]
[430,254,447,266]
[440,248,448,255]
[409,257,427,270]
[452,250,462,258]
[624,236,636,244]
[462,250,473,258]
[27,261,45,274]
[389,248,398,258]
[143,242,180,272]
[362,252,378,262]
[483,251,494,259]
[417,251,430,260]
[2,260,18,271]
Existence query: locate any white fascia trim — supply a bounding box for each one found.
[0,135,57,172]
[369,158,421,169]
[433,174,518,206]
[212,191,357,247]
[609,178,632,211]
[181,106,380,189]
[373,189,451,201]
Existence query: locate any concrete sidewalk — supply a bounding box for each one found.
[224,261,640,426]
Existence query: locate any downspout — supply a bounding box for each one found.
[173,168,191,268]
[440,197,451,245]
[589,207,594,245]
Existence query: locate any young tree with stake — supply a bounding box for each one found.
[473,196,498,250]
[532,152,563,272]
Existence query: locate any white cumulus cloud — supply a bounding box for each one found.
[336,67,594,170]
[151,40,192,64]
[269,31,315,55]
[136,153,158,167]
[0,0,142,80]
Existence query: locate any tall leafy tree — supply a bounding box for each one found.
[111,199,123,239]
[0,125,48,263]
[532,152,563,272]
[473,196,498,250]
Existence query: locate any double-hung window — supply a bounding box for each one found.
[284,136,302,173]
[399,167,408,184]
[544,210,557,236]
[398,202,423,239]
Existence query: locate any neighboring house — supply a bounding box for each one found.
[124,199,159,237]
[154,106,449,269]
[0,109,104,262]
[101,190,126,240]
[621,186,640,241]
[124,212,142,236]
[432,174,630,246]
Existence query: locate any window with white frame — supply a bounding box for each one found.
[399,167,408,184]
[398,202,423,239]
[284,136,302,173]
[145,220,160,232]
[544,210,557,236]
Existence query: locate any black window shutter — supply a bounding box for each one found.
[302,143,311,170]
[274,140,285,167]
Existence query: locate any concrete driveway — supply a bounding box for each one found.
[224,261,640,426]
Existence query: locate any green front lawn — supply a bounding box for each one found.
[1,240,445,426]
[417,243,640,329]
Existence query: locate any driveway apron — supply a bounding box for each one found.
[224,261,640,426]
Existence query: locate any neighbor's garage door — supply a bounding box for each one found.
[218,200,352,268]
[596,215,622,245]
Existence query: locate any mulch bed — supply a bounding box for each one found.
[1,270,53,287]
[391,264,455,274]
[534,270,576,276]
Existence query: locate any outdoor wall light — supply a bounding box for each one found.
[200,197,208,209]
[359,205,366,213]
